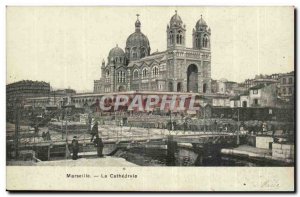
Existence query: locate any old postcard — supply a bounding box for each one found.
[6,6,295,191]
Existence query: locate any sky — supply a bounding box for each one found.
[6,6,294,92]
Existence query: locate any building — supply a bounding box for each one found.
[94,12,212,94]
[241,71,294,103]
[210,78,240,96]
[231,84,278,108]
[243,78,279,89]
[51,88,76,97]
[6,80,50,99]
[229,96,241,108]
[6,80,50,107]
[279,71,294,101]
[212,95,230,107]
[25,96,65,109]
[25,88,76,109]
[248,84,278,107]
[6,80,51,121]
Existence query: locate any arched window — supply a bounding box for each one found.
[283,88,286,95]
[170,31,173,45]
[203,35,209,48]
[142,68,148,79]
[141,48,146,58]
[132,48,137,59]
[152,66,159,77]
[176,34,179,44]
[178,31,182,44]
[133,69,139,79]
[122,71,126,83]
[117,72,120,83]
[197,36,201,48]
[117,71,126,83]
[203,83,207,93]
[106,70,110,78]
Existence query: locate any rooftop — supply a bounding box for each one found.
[249,84,265,90]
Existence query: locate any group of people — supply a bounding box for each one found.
[71,118,104,160]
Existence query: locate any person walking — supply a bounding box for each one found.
[88,114,92,132]
[90,120,98,142]
[93,134,104,157]
[71,136,79,160]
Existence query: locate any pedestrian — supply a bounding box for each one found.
[42,132,46,141]
[71,136,79,160]
[45,131,51,141]
[34,125,39,135]
[88,114,92,132]
[93,134,104,157]
[90,121,98,142]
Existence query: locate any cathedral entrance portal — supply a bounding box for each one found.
[187,64,198,92]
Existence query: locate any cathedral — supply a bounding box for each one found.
[94,11,212,94]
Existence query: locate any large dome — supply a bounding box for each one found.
[126,32,150,49]
[170,10,183,27]
[125,14,151,62]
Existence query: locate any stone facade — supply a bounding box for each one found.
[249,84,278,107]
[279,71,294,101]
[230,84,278,108]
[94,11,212,94]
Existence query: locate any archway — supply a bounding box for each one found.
[168,82,173,92]
[118,85,126,92]
[187,64,198,92]
[177,82,183,92]
[242,101,247,108]
[203,83,207,93]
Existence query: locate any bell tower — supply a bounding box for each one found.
[193,15,211,50]
[167,10,186,49]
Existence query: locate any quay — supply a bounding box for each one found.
[7,123,294,166]
[7,122,247,165]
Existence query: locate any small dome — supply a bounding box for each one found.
[108,45,125,58]
[196,15,207,29]
[170,10,183,27]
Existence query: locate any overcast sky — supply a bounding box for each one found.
[7,6,294,92]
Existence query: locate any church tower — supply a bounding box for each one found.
[193,15,211,50]
[167,10,186,49]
